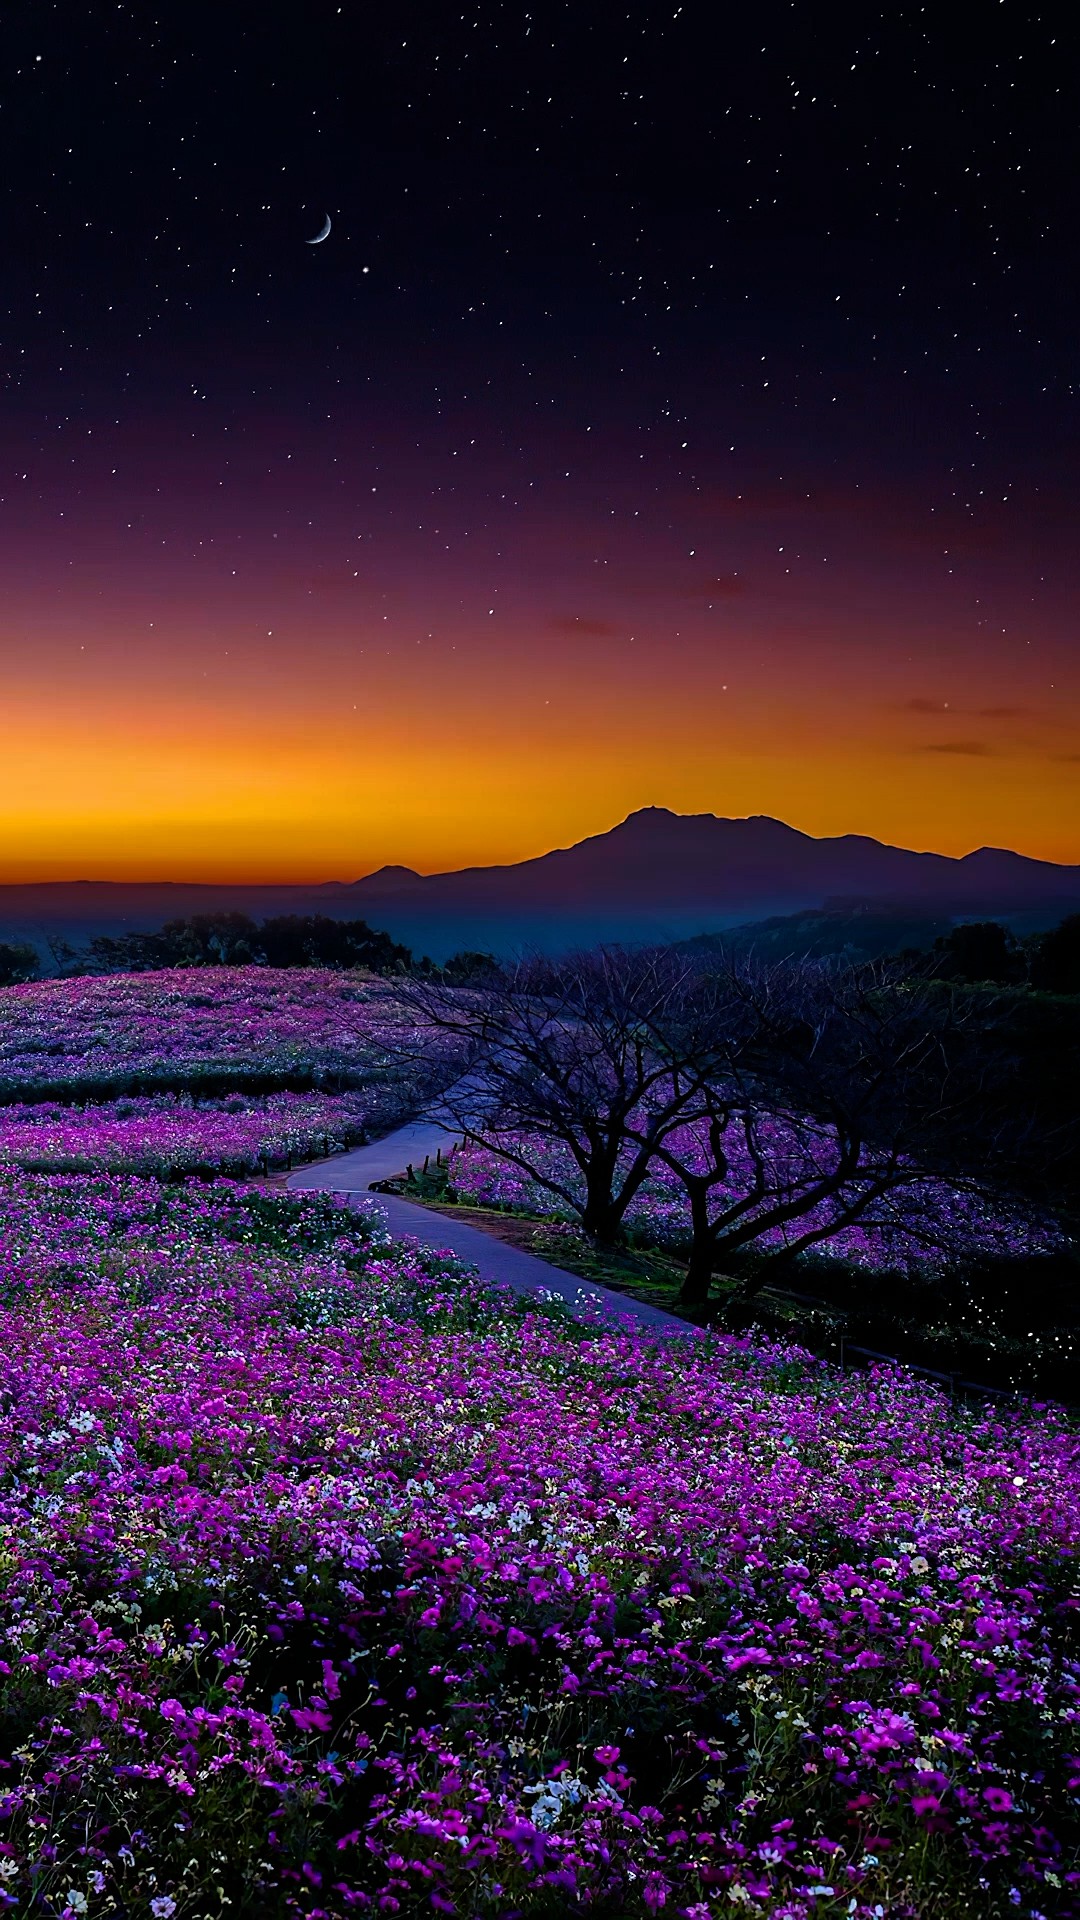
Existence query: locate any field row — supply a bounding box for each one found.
[0,968,445,1100]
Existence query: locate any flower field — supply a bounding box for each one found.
[0,1169,1076,1918]
[448,1128,1064,1273]
[0,970,1075,1916]
[0,970,429,1101]
[0,968,451,1181]
[0,1090,384,1178]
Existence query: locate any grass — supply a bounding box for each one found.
[383,1156,1079,1404]
[385,1156,781,1321]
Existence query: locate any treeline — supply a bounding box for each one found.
[908,913,1080,993]
[1,907,1078,993]
[693,909,1080,989]
[0,914,497,985]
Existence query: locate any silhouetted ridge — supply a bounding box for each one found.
[1,810,1078,958]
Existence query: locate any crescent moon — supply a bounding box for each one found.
[306,213,331,245]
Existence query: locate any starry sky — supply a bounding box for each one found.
[2,1,1077,880]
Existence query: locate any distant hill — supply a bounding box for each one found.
[684,905,956,965]
[3,807,1079,961]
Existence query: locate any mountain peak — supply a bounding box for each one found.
[347,809,1080,922]
[614,806,809,844]
[356,864,424,890]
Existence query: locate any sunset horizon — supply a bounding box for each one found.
[3,785,1080,890]
[3,1,1076,887]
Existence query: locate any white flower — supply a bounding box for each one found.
[65,1895,88,1916]
[524,1772,588,1829]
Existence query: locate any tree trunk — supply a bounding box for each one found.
[677,1181,715,1307]
[580,1154,623,1246]
[678,1243,715,1306]
[581,1193,624,1247]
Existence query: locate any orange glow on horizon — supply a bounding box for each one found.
[3,457,1077,882]
[2,661,1078,881]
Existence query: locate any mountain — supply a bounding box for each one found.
[348,808,1080,915]
[2,808,1079,961]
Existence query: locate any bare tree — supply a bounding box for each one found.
[637,958,1039,1305]
[400,947,755,1247]
[403,949,1047,1309]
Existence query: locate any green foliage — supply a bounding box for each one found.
[0,941,41,987]
[931,920,1025,985]
[1030,912,1080,994]
[440,949,500,984]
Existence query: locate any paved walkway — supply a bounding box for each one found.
[287,1119,685,1333]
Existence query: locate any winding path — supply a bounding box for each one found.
[287,1116,684,1332]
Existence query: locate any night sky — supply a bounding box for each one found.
[2,1,1077,880]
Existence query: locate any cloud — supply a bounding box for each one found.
[549,615,619,637]
[903,698,949,714]
[920,740,996,757]
[977,705,1026,719]
[1053,752,1080,764]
